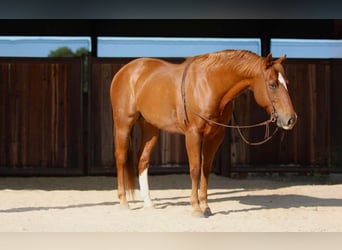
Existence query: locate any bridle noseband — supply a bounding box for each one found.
[181,57,279,146]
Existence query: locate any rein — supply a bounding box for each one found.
[181,57,279,146]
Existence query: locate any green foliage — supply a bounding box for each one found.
[75,47,89,57]
[48,46,75,57]
[48,46,89,57]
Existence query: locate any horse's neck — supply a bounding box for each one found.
[218,78,252,112]
[206,65,258,112]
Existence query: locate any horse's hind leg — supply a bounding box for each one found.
[137,119,159,208]
[114,120,136,209]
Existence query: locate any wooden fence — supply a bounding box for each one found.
[0,58,83,175]
[1,57,341,176]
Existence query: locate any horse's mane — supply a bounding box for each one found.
[195,50,264,77]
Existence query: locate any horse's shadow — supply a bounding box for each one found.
[153,191,342,215]
[153,189,247,209]
[148,174,342,215]
[0,202,118,213]
[212,193,342,215]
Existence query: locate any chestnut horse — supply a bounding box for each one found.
[110,50,297,217]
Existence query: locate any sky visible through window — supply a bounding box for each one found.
[271,39,342,58]
[0,37,341,58]
[97,37,262,57]
[0,36,91,57]
[0,36,262,57]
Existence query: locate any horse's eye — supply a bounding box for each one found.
[269,82,278,89]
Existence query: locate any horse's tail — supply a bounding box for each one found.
[124,134,136,198]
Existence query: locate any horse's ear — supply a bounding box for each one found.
[275,54,287,64]
[264,53,273,69]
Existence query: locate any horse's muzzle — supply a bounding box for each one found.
[277,113,297,130]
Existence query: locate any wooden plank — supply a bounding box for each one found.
[0,64,10,166]
[41,63,50,167]
[287,62,307,164]
[330,60,342,169]
[31,63,45,166]
[100,63,115,167]
[9,63,20,166]
[69,58,84,169]
[314,62,331,165]
[308,63,317,165]
[59,63,69,167]
[88,60,117,172]
[21,63,29,166]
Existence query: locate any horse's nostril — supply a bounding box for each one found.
[287,114,297,126]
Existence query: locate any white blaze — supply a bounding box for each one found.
[278,72,288,91]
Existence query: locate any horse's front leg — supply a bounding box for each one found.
[185,130,203,217]
[199,130,225,217]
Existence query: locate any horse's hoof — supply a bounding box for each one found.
[143,203,155,210]
[203,208,212,218]
[143,199,155,209]
[191,210,205,218]
[117,202,130,210]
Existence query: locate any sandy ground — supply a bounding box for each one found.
[0,173,342,232]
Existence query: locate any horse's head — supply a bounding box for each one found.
[252,53,297,130]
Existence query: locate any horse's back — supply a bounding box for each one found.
[111,58,177,92]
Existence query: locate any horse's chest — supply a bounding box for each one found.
[202,123,225,141]
[201,107,232,141]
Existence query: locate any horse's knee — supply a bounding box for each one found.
[189,165,200,178]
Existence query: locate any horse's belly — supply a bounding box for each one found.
[136,83,183,133]
[139,106,183,134]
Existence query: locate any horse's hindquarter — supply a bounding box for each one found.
[127,59,185,134]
